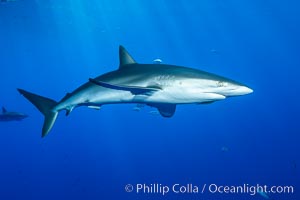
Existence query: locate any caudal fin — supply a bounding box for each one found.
[17,89,58,138]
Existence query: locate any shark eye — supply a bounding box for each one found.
[216,81,227,87]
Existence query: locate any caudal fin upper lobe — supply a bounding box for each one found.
[17,89,58,137]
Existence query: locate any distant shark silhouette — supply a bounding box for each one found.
[18,46,253,137]
[0,107,28,121]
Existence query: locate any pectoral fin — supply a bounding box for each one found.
[89,78,161,95]
[150,103,176,118]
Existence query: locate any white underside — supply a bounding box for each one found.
[89,84,226,105]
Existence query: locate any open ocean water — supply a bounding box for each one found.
[0,0,299,199]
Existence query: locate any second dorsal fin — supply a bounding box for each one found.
[119,45,137,68]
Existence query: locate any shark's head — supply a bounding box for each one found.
[207,77,253,97]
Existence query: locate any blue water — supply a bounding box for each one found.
[0,0,299,199]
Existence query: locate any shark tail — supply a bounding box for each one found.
[17,89,58,138]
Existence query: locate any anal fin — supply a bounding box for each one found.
[65,106,74,116]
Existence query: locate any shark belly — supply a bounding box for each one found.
[144,86,226,104]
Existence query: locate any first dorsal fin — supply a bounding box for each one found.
[2,107,7,113]
[119,45,136,68]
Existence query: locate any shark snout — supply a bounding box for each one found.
[215,85,253,97]
[233,85,253,96]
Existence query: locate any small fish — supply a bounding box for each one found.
[221,146,229,152]
[210,48,219,54]
[133,107,141,112]
[153,58,162,64]
[133,104,144,111]
[257,188,271,199]
[149,110,159,115]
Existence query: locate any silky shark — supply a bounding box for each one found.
[0,107,28,121]
[18,46,253,137]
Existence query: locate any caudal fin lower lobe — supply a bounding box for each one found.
[17,89,58,137]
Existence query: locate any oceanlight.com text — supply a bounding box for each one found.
[207,183,294,196]
[124,183,294,196]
